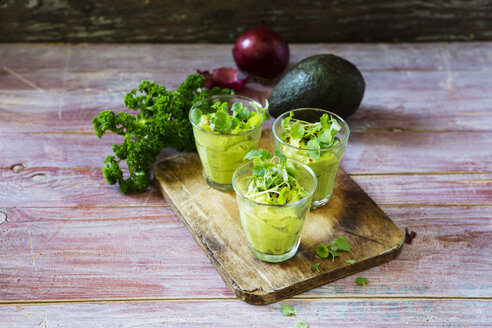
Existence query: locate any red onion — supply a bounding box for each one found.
[197,67,251,91]
[233,22,289,80]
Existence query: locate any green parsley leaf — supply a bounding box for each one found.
[331,236,350,252]
[316,243,329,258]
[346,259,356,264]
[281,111,295,130]
[306,139,321,160]
[318,128,332,144]
[244,150,260,160]
[213,111,232,133]
[274,149,287,163]
[277,187,288,205]
[311,263,320,272]
[253,165,266,177]
[247,114,263,128]
[281,304,297,317]
[295,322,309,328]
[330,118,341,138]
[356,277,369,286]
[320,114,330,129]
[258,148,272,160]
[290,124,305,140]
[190,108,203,124]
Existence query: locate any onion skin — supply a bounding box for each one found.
[197,67,251,91]
[233,23,290,79]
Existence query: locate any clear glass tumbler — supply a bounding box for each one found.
[190,95,264,191]
[232,159,317,262]
[273,108,349,209]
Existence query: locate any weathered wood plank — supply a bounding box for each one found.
[1,167,491,208]
[1,71,491,132]
[1,43,491,72]
[0,299,490,327]
[0,167,165,208]
[1,44,491,133]
[1,206,490,300]
[1,1,491,42]
[2,129,490,174]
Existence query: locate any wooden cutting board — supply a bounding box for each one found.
[155,129,404,305]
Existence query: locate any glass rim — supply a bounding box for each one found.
[272,108,350,151]
[232,158,318,208]
[189,94,264,137]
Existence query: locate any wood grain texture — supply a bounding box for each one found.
[1,43,491,133]
[0,43,491,325]
[154,131,405,304]
[1,299,491,327]
[1,206,491,301]
[1,1,492,42]
[1,167,491,208]
[1,130,491,174]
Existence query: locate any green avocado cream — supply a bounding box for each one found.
[233,150,315,260]
[194,126,262,185]
[281,146,341,202]
[190,99,268,189]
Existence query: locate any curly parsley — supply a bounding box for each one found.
[93,74,232,194]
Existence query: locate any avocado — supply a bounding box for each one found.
[268,54,365,119]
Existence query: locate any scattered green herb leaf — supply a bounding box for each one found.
[331,236,350,252]
[316,236,350,262]
[356,277,369,286]
[281,304,297,317]
[281,304,309,328]
[346,259,356,264]
[316,244,329,258]
[311,263,320,272]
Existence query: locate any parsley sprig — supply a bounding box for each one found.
[356,277,369,286]
[281,112,341,160]
[281,304,309,328]
[243,149,307,205]
[191,100,269,134]
[93,75,232,194]
[316,236,351,262]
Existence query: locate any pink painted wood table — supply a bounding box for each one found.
[0,43,491,327]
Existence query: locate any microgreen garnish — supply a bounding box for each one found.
[243,149,307,205]
[281,304,297,317]
[191,100,269,135]
[281,304,309,328]
[281,112,341,160]
[316,236,350,262]
[356,277,369,286]
[311,263,320,272]
[346,259,356,264]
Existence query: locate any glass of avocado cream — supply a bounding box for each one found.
[189,95,268,191]
[273,108,349,209]
[232,150,317,262]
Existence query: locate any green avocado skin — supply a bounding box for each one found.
[268,54,365,119]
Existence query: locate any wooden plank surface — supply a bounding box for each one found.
[0,299,491,327]
[1,205,490,301]
[1,131,491,173]
[2,169,491,208]
[1,1,492,43]
[0,43,491,325]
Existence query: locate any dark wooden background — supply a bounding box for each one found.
[1,0,491,43]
